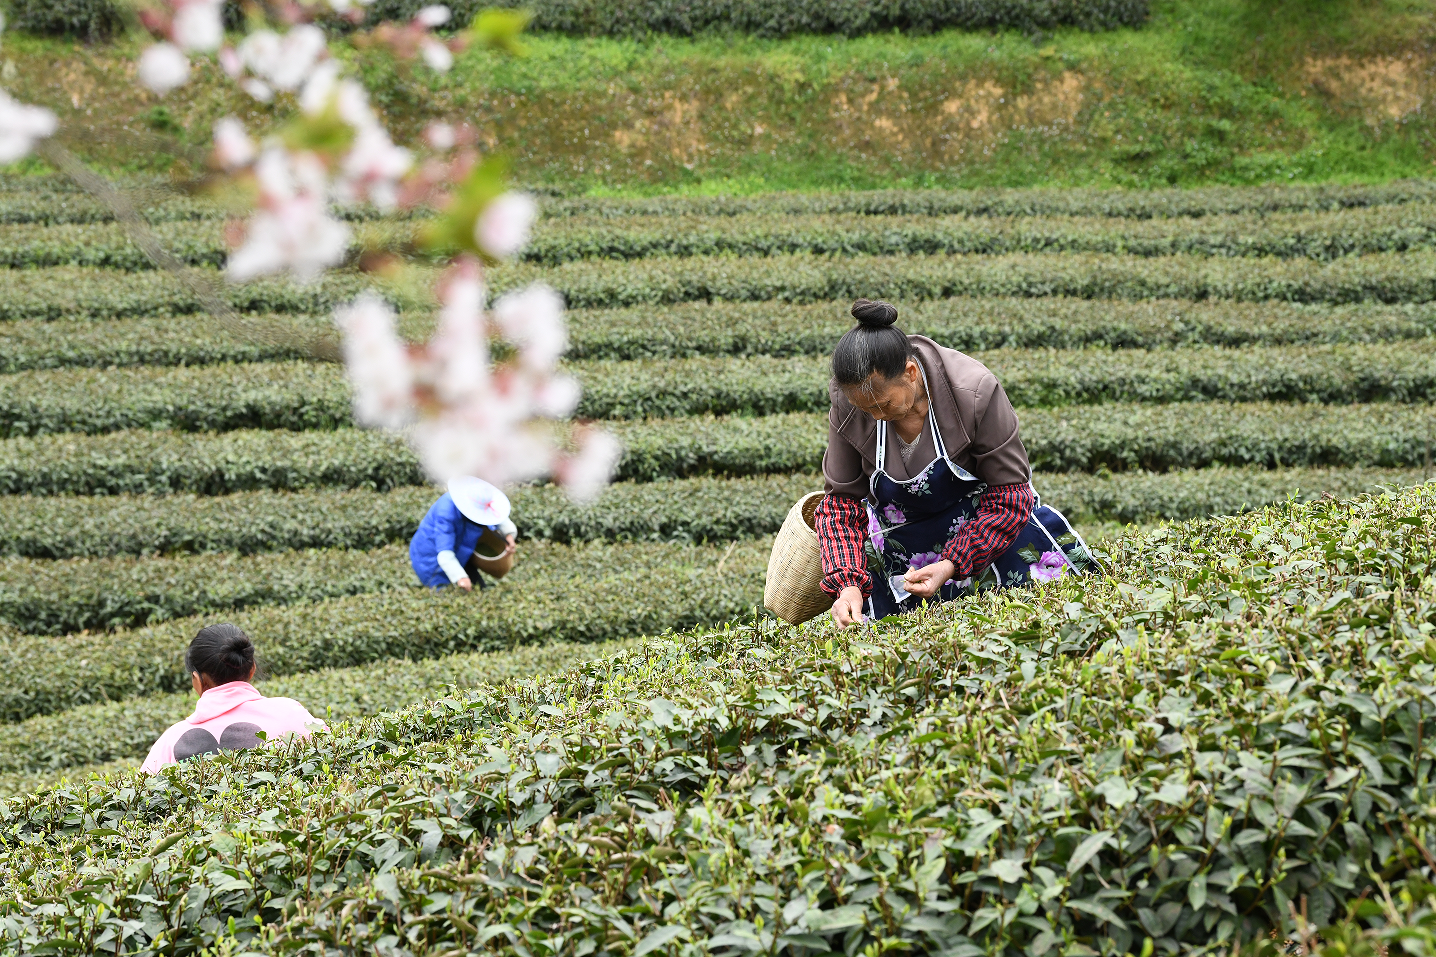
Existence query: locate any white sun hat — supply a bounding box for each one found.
[447,476,511,526]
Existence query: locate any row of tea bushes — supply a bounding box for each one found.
[7,343,1436,436]
[1,488,1433,955]
[0,537,767,635]
[6,176,1436,224]
[0,267,410,321]
[522,206,1436,264]
[0,473,818,557]
[0,638,640,782]
[8,248,1436,325]
[12,205,1436,269]
[0,466,1426,559]
[495,249,1436,308]
[10,299,1436,373]
[0,539,767,722]
[3,403,1433,494]
[540,180,1436,220]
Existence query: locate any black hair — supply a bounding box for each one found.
[186,622,256,686]
[831,299,913,386]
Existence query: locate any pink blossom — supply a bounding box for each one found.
[212,117,255,170]
[226,148,350,282]
[416,4,451,26]
[333,295,413,429]
[882,503,905,525]
[1028,550,1069,583]
[559,430,622,503]
[492,284,567,371]
[172,0,224,52]
[909,551,944,570]
[0,92,57,163]
[475,192,537,258]
[138,43,191,95]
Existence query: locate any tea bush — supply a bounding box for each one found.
[1,488,1433,955]
[0,539,767,722]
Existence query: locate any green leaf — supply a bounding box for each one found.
[1067,830,1114,874]
[633,925,690,956]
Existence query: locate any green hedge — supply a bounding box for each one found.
[543,180,1436,220]
[2,404,1432,494]
[6,344,1436,437]
[7,177,1436,224]
[2,466,1429,561]
[0,473,818,558]
[1,488,1433,955]
[495,250,1436,308]
[0,638,639,782]
[0,538,766,636]
[0,539,766,723]
[523,206,1436,265]
[8,250,1436,324]
[3,0,125,39]
[8,299,1436,373]
[0,267,403,322]
[12,205,1436,270]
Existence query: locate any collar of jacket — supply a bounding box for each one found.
[828,335,973,461]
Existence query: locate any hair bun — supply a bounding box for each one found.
[851,298,898,329]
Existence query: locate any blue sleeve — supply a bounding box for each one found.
[431,503,463,554]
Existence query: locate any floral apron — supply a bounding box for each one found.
[864,369,1101,620]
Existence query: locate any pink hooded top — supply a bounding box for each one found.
[141,682,326,773]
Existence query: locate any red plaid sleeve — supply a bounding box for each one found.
[941,482,1036,578]
[814,492,871,599]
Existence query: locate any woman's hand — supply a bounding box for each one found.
[455,576,473,591]
[904,559,956,599]
[831,586,865,627]
[503,534,517,557]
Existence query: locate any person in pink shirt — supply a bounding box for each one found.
[141,622,326,773]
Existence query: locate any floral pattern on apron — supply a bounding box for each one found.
[863,366,1101,620]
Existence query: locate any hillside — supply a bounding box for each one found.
[0,0,1432,191]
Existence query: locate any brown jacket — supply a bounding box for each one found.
[823,336,1031,499]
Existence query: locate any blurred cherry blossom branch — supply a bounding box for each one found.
[0,0,619,500]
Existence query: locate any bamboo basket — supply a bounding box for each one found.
[468,527,515,580]
[764,491,831,625]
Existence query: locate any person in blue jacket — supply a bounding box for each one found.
[410,477,518,590]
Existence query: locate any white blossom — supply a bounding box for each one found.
[560,430,622,503]
[334,295,413,429]
[339,124,411,209]
[533,374,580,418]
[237,25,326,96]
[0,91,57,163]
[425,122,456,151]
[138,43,191,95]
[475,192,537,259]
[212,117,255,170]
[227,148,350,282]
[492,284,567,371]
[420,40,453,72]
[428,265,489,404]
[416,5,451,26]
[172,0,224,52]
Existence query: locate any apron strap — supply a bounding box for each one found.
[875,418,887,473]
